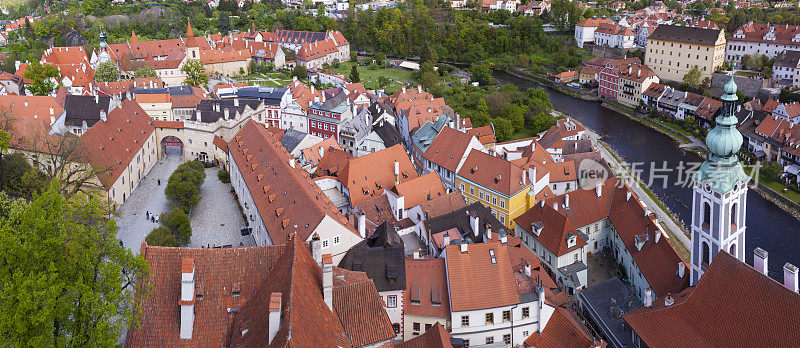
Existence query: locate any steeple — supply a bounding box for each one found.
[694,77,749,193]
[690,77,749,286]
[187,20,194,38]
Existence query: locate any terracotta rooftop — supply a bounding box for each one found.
[396,322,455,348]
[340,144,418,208]
[624,251,800,347]
[422,126,478,173]
[228,120,357,245]
[405,257,451,319]
[457,149,529,197]
[391,172,446,209]
[445,241,520,312]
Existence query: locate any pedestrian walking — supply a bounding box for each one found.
[146,211,150,220]
[157,179,161,185]
[151,216,155,223]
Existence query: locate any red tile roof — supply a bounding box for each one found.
[623,251,800,347]
[0,95,63,152]
[524,306,601,348]
[445,241,520,311]
[405,257,451,319]
[391,172,446,209]
[153,120,184,129]
[416,191,467,220]
[340,144,418,208]
[576,17,615,28]
[80,100,155,189]
[397,322,454,348]
[514,201,587,257]
[229,120,357,245]
[422,126,477,173]
[457,149,530,197]
[315,147,353,177]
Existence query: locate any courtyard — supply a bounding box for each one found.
[115,155,252,254]
[587,248,620,288]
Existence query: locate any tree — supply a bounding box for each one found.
[0,183,149,346]
[134,66,157,78]
[23,61,59,96]
[501,104,525,131]
[291,65,307,79]
[181,60,209,88]
[94,61,119,83]
[470,62,494,86]
[218,11,231,34]
[0,129,8,154]
[378,76,391,89]
[349,64,360,83]
[683,65,702,89]
[160,208,192,245]
[145,226,179,247]
[0,152,47,198]
[165,161,206,213]
[761,162,783,182]
[491,118,514,142]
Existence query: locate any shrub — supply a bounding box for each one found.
[165,161,205,213]
[146,226,179,247]
[160,207,192,245]
[218,169,231,183]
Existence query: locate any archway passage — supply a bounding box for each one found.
[162,136,183,158]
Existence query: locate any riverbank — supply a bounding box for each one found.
[500,67,601,102]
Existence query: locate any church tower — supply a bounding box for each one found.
[690,78,750,286]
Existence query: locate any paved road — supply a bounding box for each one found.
[115,156,182,254]
[189,167,252,248]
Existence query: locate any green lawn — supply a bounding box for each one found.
[758,174,800,206]
[333,62,416,93]
[734,70,759,77]
[509,127,540,140]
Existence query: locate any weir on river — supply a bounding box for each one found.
[493,70,800,279]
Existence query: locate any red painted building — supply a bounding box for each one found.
[307,91,351,140]
[598,62,622,100]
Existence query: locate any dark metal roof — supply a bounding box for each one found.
[193,98,262,123]
[373,122,402,148]
[63,95,111,127]
[648,24,721,46]
[280,129,307,152]
[338,222,406,292]
[423,202,507,245]
[236,87,288,105]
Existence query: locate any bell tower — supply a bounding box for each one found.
[690,78,750,286]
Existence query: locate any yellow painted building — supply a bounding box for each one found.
[456,150,535,229]
[645,24,725,82]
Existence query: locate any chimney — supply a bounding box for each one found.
[565,194,570,210]
[358,213,366,238]
[484,224,492,241]
[318,146,325,159]
[100,110,107,122]
[196,110,202,122]
[443,233,451,246]
[754,248,769,276]
[469,213,479,237]
[311,234,322,266]
[524,261,531,277]
[290,158,296,168]
[596,182,602,197]
[267,292,282,345]
[234,98,239,107]
[49,107,54,115]
[224,108,230,119]
[655,230,661,243]
[50,115,55,125]
[678,261,686,278]
[460,243,468,253]
[394,160,400,185]
[402,85,406,94]
[413,249,420,259]
[626,190,632,201]
[500,233,507,245]
[643,287,653,307]
[417,85,422,93]
[785,263,799,292]
[322,254,333,311]
[179,259,195,339]
[553,202,558,211]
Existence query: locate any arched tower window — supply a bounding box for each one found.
[730,203,738,226]
[729,243,736,258]
[702,241,710,265]
[703,202,711,229]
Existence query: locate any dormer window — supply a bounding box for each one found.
[566,232,577,248]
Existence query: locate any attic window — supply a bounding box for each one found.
[410,285,421,304]
[431,287,441,305]
[489,249,497,264]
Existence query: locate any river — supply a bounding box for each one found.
[494,70,800,280]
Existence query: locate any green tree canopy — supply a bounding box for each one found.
[491,118,514,142]
[291,65,307,79]
[683,66,702,89]
[181,59,209,88]
[0,182,149,346]
[94,60,120,83]
[145,226,179,247]
[470,62,494,86]
[23,61,60,96]
[165,161,206,213]
[349,64,360,83]
[159,208,192,246]
[134,66,157,78]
